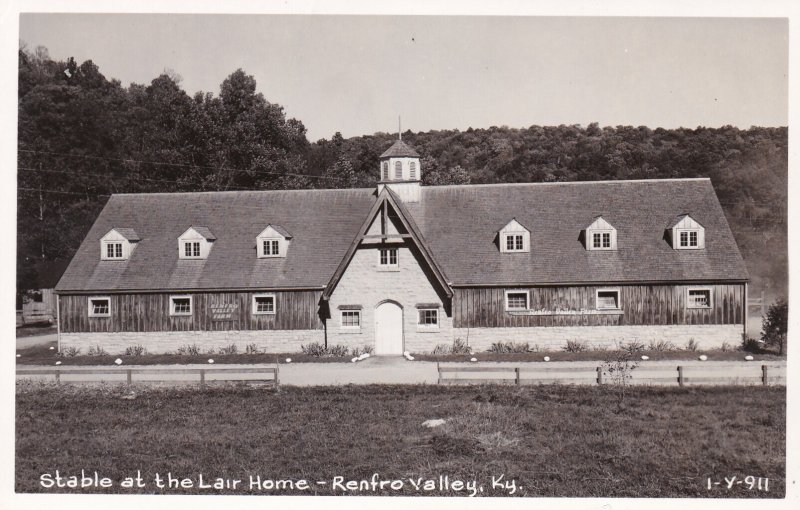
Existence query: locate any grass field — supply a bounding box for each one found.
[17,340,784,366]
[16,383,785,497]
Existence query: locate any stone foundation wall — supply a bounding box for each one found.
[453,324,744,353]
[59,330,324,355]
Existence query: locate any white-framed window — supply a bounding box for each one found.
[104,242,124,259]
[687,288,712,309]
[505,290,529,311]
[382,161,389,180]
[262,239,280,257]
[505,234,524,252]
[592,232,612,249]
[184,241,201,258]
[252,293,276,315]
[341,310,361,328]
[394,161,402,179]
[170,295,193,316]
[379,248,399,267]
[418,308,439,327]
[596,289,621,310]
[87,296,111,317]
[678,229,700,248]
[410,161,417,179]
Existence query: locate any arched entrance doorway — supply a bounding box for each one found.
[374,301,403,355]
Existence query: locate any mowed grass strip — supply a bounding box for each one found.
[16,383,785,497]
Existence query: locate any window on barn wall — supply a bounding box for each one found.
[687,288,712,309]
[341,310,361,328]
[379,248,399,267]
[596,289,620,310]
[252,294,276,314]
[170,295,192,316]
[505,290,529,311]
[418,309,439,327]
[395,161,403,179]
[88,297,111,317]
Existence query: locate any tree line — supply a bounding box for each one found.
[17,46,787,303]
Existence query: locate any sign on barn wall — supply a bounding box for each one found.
[210,303,239,321]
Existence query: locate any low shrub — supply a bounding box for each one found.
[300,342,327,357]
[489,341,531,353]
[685,338,699,352]
[61,346,81,357]
[327,344,350,357]
[647,339,676,352]
[176,344,201,356]
[741,336,761,353]
[720,341,733,353]
[352,345,374,357]
[563,339,589,353]
[87,345,108,356]
[300,342,351,357]
[217,344,238,355]
[620,340,646,352]
[245,343,260,355]
[431,344,451,355]
[124,345,147,356]
[451,338,471,355]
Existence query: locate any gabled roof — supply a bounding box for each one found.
[110,228,141,242]
[259,224,293,239]
[404,178,748,285]
[56,178,748,293]
[380,139,420,158]
[56,189,375,292]
[497,218,530,233]
[321,186,451,300]
[586,216,615,231]
[183,226,216,241]
[669,213,704,229]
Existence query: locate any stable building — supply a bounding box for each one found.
[55,139,749,355]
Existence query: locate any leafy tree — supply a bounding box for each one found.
[761,299,788,355]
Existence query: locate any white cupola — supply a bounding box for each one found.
[376,137,421,203]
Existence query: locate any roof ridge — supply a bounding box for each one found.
[422,178,711,190]
[111,187,375,197]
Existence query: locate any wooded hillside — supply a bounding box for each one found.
[17,47,787,303]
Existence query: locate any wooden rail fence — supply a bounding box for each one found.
[437,362,785,386]
[16,366,279,387]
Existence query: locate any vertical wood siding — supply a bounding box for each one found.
[59,290,324,333]
[453,284,744,328]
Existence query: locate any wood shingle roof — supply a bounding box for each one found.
[55,178,748,293]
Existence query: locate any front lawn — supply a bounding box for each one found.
[16,383,785,497]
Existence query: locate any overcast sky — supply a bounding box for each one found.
[19,14,788,141]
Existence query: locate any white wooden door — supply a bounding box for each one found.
[374,302,403,355]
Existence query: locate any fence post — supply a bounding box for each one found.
[199,369,205,388]
[596,366,603,385]
[55,369,60,385]
[437,362,441,385]
[275,362,280,389]
[762,364,768,386]
[677,366,684,387]
[515,367,520,386]
[126,369,132,384]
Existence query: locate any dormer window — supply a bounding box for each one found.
[498,219,530,253]
[585,217,617,251]
[669,215,705,250]
[257,225,292,258]
[178,227,215,260]
[100,228,139,261]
